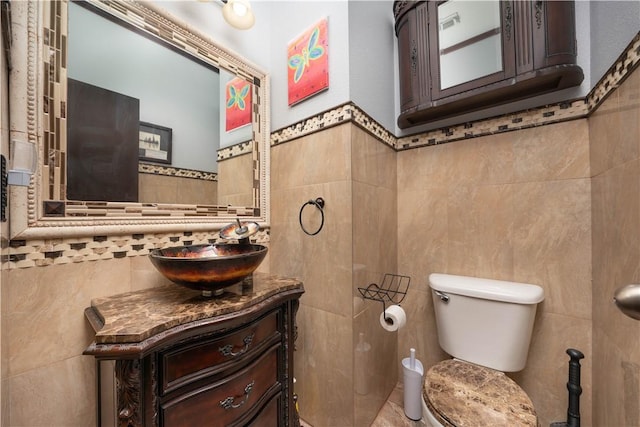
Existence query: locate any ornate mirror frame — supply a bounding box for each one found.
[9,0,270,239]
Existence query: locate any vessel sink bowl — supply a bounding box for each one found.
[149,243,268,294]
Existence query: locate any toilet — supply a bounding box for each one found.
[422,273,544,427]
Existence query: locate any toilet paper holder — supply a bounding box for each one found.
[358,273,411,321]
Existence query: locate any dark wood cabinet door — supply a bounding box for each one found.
[396,1,430,112]
[531,0,577,69]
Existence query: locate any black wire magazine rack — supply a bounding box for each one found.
[357,273,411,321]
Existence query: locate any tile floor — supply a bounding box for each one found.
[300,382,427,427]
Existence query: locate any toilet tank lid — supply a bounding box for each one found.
[428,273,544,304]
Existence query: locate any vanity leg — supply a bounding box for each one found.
[115,359,143,427]
[96,360,102,427]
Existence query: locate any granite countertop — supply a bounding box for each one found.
[85,273,303,346]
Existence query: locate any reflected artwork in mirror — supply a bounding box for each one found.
[9,0,269,239]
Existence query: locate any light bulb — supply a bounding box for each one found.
[222,0,255,30]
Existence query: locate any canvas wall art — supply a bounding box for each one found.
[287,18,329,106]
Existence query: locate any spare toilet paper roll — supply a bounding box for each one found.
[379,305,407,331]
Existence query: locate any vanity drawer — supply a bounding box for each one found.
[246,394,279,427]
[161,310,280,393]
[161,345,281,427]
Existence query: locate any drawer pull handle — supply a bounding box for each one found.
[218,332,255,357]
[219,380,255,410]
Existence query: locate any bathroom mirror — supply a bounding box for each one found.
[9,0,270,239]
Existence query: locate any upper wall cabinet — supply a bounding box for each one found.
[394,0,583,128]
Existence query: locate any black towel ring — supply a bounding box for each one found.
[299,197,325,236]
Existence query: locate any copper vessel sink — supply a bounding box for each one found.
[149,243,267,296]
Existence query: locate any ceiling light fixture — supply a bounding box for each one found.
[221,0,255,30]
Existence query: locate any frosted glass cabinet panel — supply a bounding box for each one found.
[438,1,503,90]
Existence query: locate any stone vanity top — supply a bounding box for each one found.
[84,273,303,349]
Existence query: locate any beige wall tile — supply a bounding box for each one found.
[397,143,453,191]
[302,125,352,185]
[447,183,515,278]
[351,127,398,425]
[218,153,253,206]
[5,260,131,376]
[351,126,396,189]
[130,253,169,291]
[510,311,592,427]
[273,123,400,426]
[397,183,449,279]
[354,305,398,427]
[9,355,96,426]
[138,173,179,203]
[591,69,640,179]
[512,120,590,182]
[139,174,218,205]
[271,140,308,192]
[593,328,640,427]
[296,305,354,426]
[591,65,640,427]
[352,181,397,284]
[300,181,353,316]
[512,179,592,319]
[591,161,640,356]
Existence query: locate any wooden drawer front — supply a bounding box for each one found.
[245,395,279,427]
[161,346,281,427]
[162,311,279,393]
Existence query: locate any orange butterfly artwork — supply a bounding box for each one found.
[287,18,329,106]
[225,77,252,132]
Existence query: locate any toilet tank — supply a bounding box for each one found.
[429,273,544,372]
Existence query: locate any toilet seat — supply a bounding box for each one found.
[423,359,537,427]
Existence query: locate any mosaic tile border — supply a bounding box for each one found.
[587,32,640,111]
[217,141,253,162]
[139,163,217,181]
[7,31,639,270]
[4,229,269,270]
[270,98,589,151]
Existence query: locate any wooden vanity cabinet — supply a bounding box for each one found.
[154,309,285,426]
[84,276,303,427]
[394,0,583,128]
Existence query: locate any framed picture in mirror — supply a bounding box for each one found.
[139,122,172,164]
[225,77,252,132]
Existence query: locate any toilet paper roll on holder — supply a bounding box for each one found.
[358,273,411,322]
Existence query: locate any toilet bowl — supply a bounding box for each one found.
[423,273,544,427]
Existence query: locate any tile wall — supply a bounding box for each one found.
[218,151,255,207]
[396,119,593,427]
[591,63,640,426]
[138,173,217,204]
[270,124,398,426]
